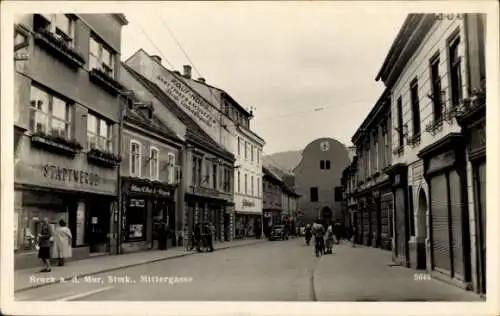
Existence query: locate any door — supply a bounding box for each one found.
[380,193,393,250]
[476,162,486,294]
[430,174,451,275]
[394,188,407,263]
[86,197,111,253]
[224,212,230,241]
[449,170,465,279]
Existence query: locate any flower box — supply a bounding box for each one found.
[87,148,121,167]
[31,131,82,156]
[425,119,444,136]
[89,68,124,96]
[33,30,85,70]
[407,134,421,147]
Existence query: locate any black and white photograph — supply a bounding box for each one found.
[1,1,498,316]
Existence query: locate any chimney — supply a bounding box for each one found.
[151,55,162,64]
[173,70,181,75]
[183,65,192,79]
[197,77,206,83]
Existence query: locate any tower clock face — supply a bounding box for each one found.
[320,141,330,152]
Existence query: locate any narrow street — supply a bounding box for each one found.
[16,239,481,302]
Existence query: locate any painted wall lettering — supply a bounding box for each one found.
[42,164,100,186]
[156,75,218,128]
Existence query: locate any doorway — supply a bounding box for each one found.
[417,189,428,269]
[86,197,111,254]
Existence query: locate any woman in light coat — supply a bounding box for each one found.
[52,219,72,266]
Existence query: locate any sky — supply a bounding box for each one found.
[120,2,408,155]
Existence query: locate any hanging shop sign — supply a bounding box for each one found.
[42,164,100,186]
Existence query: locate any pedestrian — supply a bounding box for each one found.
[52,219,72,266]
[38,218,53,272]
[325,225,334,254]
[350,226,356,247]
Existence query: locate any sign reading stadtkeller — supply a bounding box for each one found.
[130,183,171,197]
[156,75,217,128]
[42,164,100,186]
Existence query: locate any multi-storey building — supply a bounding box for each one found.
[341,157,358,232]
[119,92,183,253]
[349,90,394,252]
[13,14,128,268]
[375,13,486,293]
[293,138,351,226]
[124,49,264,240]
[121,63,235,244]
[262,166,283,237]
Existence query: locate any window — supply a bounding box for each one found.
[325,160,331,170]
[212,163,217,189]
[251,175,254,195]
[449,35,463,107]
[237,171,241,193]
[397,97,404,147]
[320,160,325,169]
[149,147,159,179]
[382,125,388,167]
[430,54,443,122]
[29,85,72,138]
[335,187,343,202]
[87,113,112,152]
[374,136,379,172]
[251,145,254,162]
[244,141,248,159]
[310,187,318,202]
[130,141,141,177]
[205,162,210,187]
[257,149,260,164]
[219,167,224,191]
[34,14,75,47]
[257,177,260,196]
[89,36,115,78]
[410,79,421,137]
[244,173,248,194]
[237,137,241,156]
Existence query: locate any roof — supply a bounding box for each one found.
[124,105,183,146]
[112,14,129,25]
[263,166,284,184]
[122,63,235,162]
[351,88,391,145]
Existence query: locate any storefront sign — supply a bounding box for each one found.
[428,150,455,174]
[193,186,220,198]
[130,183,171,197]
[156,75,217,128]
[42,164,100,186]
[242,199,255,207]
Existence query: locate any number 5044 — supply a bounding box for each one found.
[435,13,464,20]
[414,273,432,281]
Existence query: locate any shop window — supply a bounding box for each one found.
[167,153,175,183]
[89,35,116,78]
[130,140,141,177]
[410,78,421,137]
[29,85,72,138]
[310,187,318,202]
[127,198,146,241]
[34,14,75,47]
[430,53,443,122]
[449,34,462,107]
[149,147,159,180]
[87,112,112,152]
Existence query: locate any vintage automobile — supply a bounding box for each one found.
[269,224,289,241]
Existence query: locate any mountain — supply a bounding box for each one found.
[262,150,303,174]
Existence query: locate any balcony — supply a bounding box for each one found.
[88,68,124,96]
[407,133,421,148]
[425,118,444,136]
[450,90,486,123]
[86,148,121,168]
[31,131,82,157]
[392,145,404,157]
[33,29,85,70]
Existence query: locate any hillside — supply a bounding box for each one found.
[262,150,302,174]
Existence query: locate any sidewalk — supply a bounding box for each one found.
[15,238,265,293]
[313,243,483,302]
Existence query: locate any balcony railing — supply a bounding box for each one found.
[33,29,85,70]
[425,118,444,136]
[448,90,486,121]
[89,68,124,96]
[31,131,82,157]
[407,133,421,148]
[86,148,121,168]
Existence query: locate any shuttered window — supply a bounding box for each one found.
[381,193,393,250]
[449,170,464,279]
[395,189,406,260]
[430,174,451,273]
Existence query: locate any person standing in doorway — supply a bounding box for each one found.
[38,218,53,272]
[52,219,72,266]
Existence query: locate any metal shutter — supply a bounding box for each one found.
[380,192,393,250]
[430,174,451,274]
[449,170,464,279]
[395,189,406,261]
[369,197,378,247]
[477,162,486,293]
[363,207,370,245]
[356,211,363,244]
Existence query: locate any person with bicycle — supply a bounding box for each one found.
[312,221,325,257]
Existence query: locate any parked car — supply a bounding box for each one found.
[269,224,289,241]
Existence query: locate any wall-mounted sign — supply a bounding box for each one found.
[129,183,171,197]
[242,199,255,207]
[156,75,217,128]
[42,164,100,186]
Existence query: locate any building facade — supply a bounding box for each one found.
[13,14,128,268]
[262,166,284,237]
[293,138,351,226]
[119,95,183,253]
[124,49,265,240]
[349,90,393,251]
[121,64,235,245]
[375,13,486,292]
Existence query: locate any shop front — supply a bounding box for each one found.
[384,163,410,267]
[121,177,176,253]
[263,209,281,237]
[14,152,118,269]
[456,99,486,295]
[418,133,472,289]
